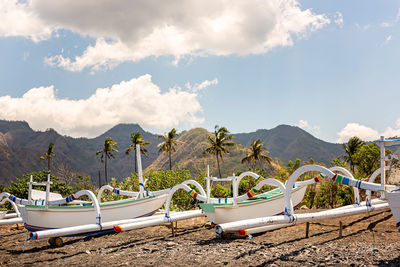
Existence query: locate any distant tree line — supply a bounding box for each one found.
[92,125,276,184]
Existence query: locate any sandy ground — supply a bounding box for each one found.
[1,209,400,266]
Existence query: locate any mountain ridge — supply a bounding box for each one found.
[0,120,343,185]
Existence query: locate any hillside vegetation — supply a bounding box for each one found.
[234,125,342,164]
[0,120,343,185]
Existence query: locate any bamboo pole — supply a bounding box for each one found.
[216,203,389,235]
[114,210,203,233]
[4,213,18,219]
[30,210,204,240]
[0,217,22,226]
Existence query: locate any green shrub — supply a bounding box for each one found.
[211,184,229,198]
[7,171,73,199]
[302,180,355,209]
[236,175,274,196]
[73,175,94,192]
[337,185,355,206]
[314,182,329,209]
[238,177,256,195]
[100,168,206,211]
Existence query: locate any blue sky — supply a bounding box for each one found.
[0,0,399,143]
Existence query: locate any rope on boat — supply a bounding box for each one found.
[283,207,297,223]
[112,188,120,194]
[65,194,76,203]
[333,174,364,189]
[246,188,258,198]
[314,174,325,182]
[139,183,150,196]
[256,176,264,183]
[188,189,198,199]
[164,213,171,222]
[4,193,29,205]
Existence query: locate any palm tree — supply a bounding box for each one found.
[285,158,302,176]
[205,125,235,177]
[125,132,151,173]
[241,139,272,171]
[342,136,365,173]
[39,142,56,172]
[157,128,182,170]
[96,137,119,184]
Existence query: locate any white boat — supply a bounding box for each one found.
[199,184,307,224]
[3,145,169,236]
[19,194,167,233]
[215,137,400,235]
[197,166,356,226]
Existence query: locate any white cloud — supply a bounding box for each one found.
[337,123,379,143]
[23,52,30,61]
[381,22,392,28]
[381,119,400,138]
[32,0,330,72]
[380,8,400,27]
[44,39,136,73]
[334,12,343,27]
[386,35,392,44]
[337,121,400,143]
[297,120,309,129]
[185,78,219,92]
[297,120,320,137]
[0,0,53,42]
[0,74,213,137]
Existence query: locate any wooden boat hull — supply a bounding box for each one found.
[19,194,168,231]
[200,186,307,224]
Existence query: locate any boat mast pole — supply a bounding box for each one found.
[206,165,210,203]
[27,175,33,205]
[379,136,386,199]
[45,174,50,209]
[232,175,238,206]
[137,144,144,199]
